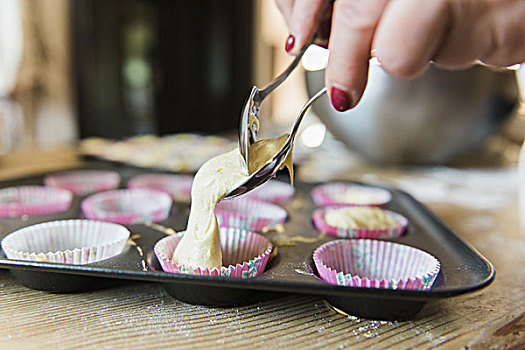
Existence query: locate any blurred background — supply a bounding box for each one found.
[0,0,523,167]
[0,0,306,149]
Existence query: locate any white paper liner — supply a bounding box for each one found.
[244,180,295,203]
[313,239,440,290]
[44,170,121,195]
[81,189,172,224]
[311,182,392,207]
[215,197,287,232]
[1,219,130,264]
[0,186,73,217]
[127,173,193,201]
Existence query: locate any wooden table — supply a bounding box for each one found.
[0,146,524,349]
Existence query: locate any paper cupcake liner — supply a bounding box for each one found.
[1,219,130,264]
[127,173,193,201]
[244,180,295,204]
[0,186,73,217]
[215,197,287,232]
[81,189,172,224]
[311,182,392,207]
[154,227,273,278]
[313,207,407,239]
[44,170,121,195]
[313,239,440,290]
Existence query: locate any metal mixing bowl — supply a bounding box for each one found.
[305,65,518,164]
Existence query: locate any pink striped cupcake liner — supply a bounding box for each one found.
[313,239,440,290]
[312,207,407,239]
[1,219,130,265]
[244,180,295,204]
[0,186,73,217]
[215,197,287,232]
[311,182,392,207]
[154,227,273,278]
[127,173,193,202]
[81,189,172,224]
[44,170,120,195]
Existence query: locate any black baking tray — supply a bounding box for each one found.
[0,163,495,320]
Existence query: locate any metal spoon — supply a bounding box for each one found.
[239,36,316,169]
[225,87,328,199]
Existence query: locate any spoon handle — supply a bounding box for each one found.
[257,36,316,102]
[290,86,328,137]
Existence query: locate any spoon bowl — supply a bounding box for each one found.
[239,37,316,168]
[225,87,327,199]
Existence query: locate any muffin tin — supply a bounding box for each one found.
[0,163,495,320]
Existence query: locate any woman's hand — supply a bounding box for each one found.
[276,0,525,111]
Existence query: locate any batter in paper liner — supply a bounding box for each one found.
[324,207,397,229]
[331,187,384,205]
[172,135,292,270]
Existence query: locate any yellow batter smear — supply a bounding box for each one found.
[281,142,294,186]
[262,223,286,233]
[248,112,260,134]
[272,231,326,247]
[324,207,397,229]
[248,133,293,185]
[323,301,356,318]
[172,133,293,270]
[248,134,287,174]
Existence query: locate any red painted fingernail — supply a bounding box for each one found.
[285,34,295,53]
[330,87,353,112]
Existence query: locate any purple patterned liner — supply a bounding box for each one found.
[1,219,130,264]
[0,186,73,217]
[81,189,172,224]
[215,197,287,232]
[154,227,273,278]
[127,173,193,201]
[313,239,441,290]
[312,207,408,239]
[44,170,121,195]
[244,180,295,204]
[311,182,392,207]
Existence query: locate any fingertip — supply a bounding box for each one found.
[327,84,362,112]
[285,34,296,54]
[377,55,430,79]
[284,31,306,56]
[372,0,447,78]
[324,0,386,112]
[287,0,326,54]
[329,86,353,112]
[325,57,368,112]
